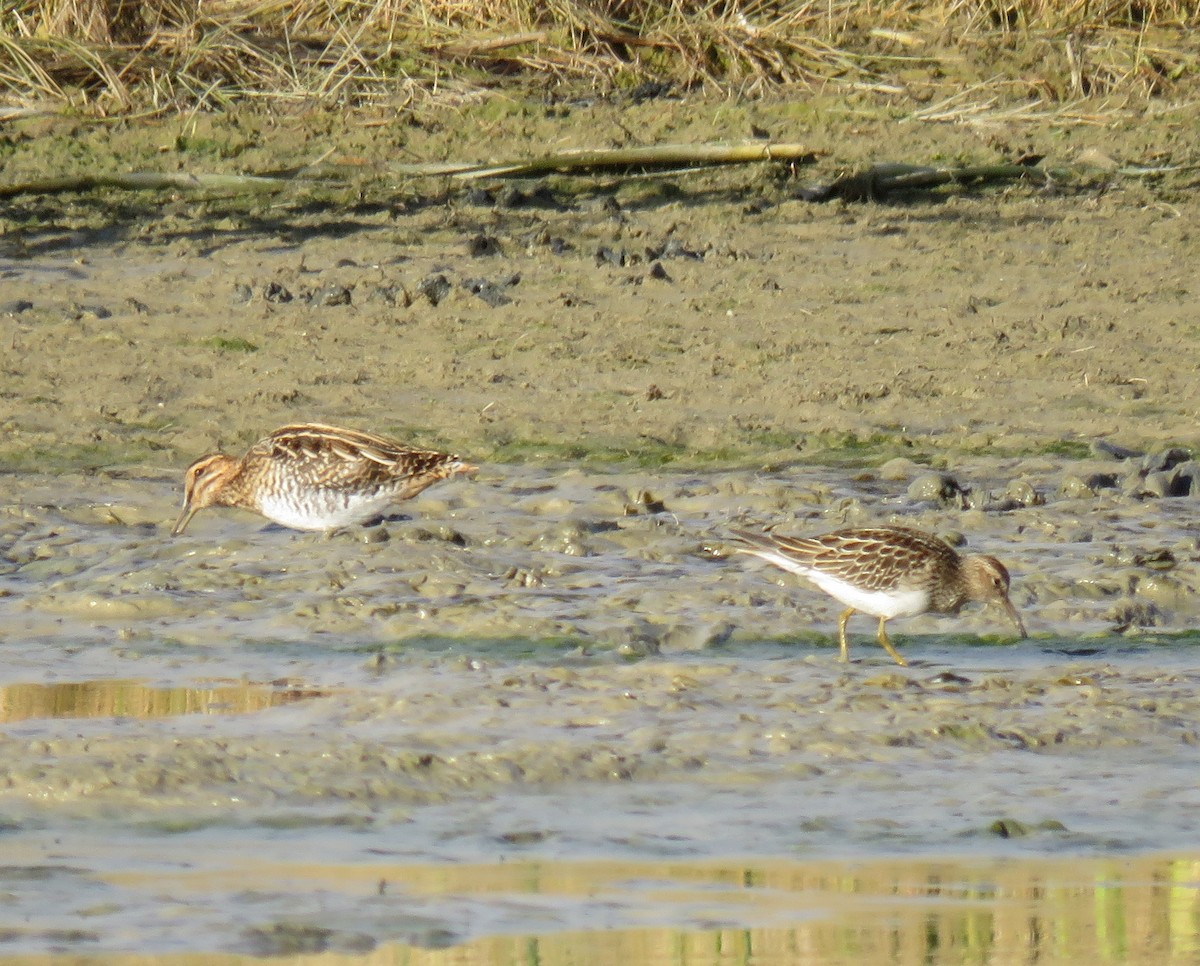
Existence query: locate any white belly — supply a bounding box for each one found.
[806,572,930,619]
[257,490,395,531]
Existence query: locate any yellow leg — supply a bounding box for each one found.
[876,617,908,667]
[836,608,855,662]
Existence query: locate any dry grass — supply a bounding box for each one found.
[1,0,1198,113]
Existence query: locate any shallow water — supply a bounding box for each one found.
[1,460,1199,960]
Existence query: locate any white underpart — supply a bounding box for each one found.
[746,550,931,619]
[257,489,396,531]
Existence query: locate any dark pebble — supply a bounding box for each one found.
[1125,470,1173,499]
[412,527,467,546]
[1132,548,1176,570]
[525,185,564,209]
[1140,447,1191,474]
[467,234,502,257]
[1106,599,1167,630]
[70,303,112,320]
[0,299,33,314]
[368,285,409,308]
[496,184,560,209]
[465,187,495,207]
[1091,439,1143,460]
[1003,480,1040,507]
[314,285,352,307]
[499,187,523,208]
[1172,461,1200,497]
[928,671,971,686]
[906,472,967,505]
[648,261,670,281]
[1059,476,1094,499]
[264,281,293,303]
[418,274,451,307]
[463,275,518,308]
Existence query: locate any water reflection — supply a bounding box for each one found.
[61,855,1200,964]
[371,856,1200,965]
[0,678,324,722]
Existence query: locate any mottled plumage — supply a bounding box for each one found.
[173,423,476,535]
[728,525,1026,666]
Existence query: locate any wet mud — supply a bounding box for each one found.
[1,90,1199,959]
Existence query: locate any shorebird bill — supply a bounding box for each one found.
[1000,596,1027,638]
[172,504,197,537]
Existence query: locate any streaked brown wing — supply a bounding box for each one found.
[753,527,954,592]
[256,424,460,489]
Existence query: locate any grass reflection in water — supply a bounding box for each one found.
[0,678,323,722]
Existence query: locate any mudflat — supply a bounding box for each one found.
[2,93,1196,470]
[2,91,1199,961]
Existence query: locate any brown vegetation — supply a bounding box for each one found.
[1,0,1198,114]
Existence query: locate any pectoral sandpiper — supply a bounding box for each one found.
[728,525,1026,666]
[172,423,476,535]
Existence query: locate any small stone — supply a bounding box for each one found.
[655,238,704,261]
[1133,548,1176,571]
[1059,476,1095,499]
[658,622,734,652]
[1140,447,1191,474]
[1135,573,1186,609]
[1091,440,1142,460]
[418,274,451,306]
[1125,470,1172,499]
[595,246,626,267]
[71,303,112,319]
[314,285,352,307]
[264,281,293,303]
[1170,461,1200,496]
[368,285,408,307]
[879,457,918,481]
[463,278,512,308]
[466,234,502,257]
[906,472,965,505]
[500,186,528,208]
[412,526,467,546]
[627,489,666,513]
[1003,480,1042,506]
[989,818,1032,838]
[1105,598,1167,630]
[1073,577,1121,600]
